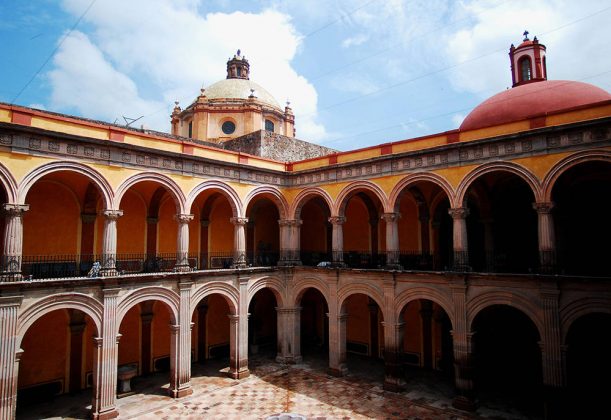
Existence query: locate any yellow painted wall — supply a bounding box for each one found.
[206,294,230,350]
[117,190,146,254]
[398,196,419,251]
[345,294,370,347]
[209,200,234,253]
[344,198,370,251]
[23,181,80,255]
[152,303,171,362]
[300,200,327,251]
[118,305,140,368]
[402,302,422,354]
[158,198,178,254]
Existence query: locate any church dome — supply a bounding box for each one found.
[204,78,281,109]
[460,80,611,131]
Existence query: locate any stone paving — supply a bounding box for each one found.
[17,354,536,420]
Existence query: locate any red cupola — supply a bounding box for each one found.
[509,31,547,87]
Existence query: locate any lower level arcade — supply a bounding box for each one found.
[2,267,610,419]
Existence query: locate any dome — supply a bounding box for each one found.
[460,80,611,131]
[204,78,281,109]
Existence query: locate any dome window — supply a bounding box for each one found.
[265,119,275,132]
[519,56,532,82]
[222,120,236,135]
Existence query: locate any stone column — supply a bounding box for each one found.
[0,296,22,420]
[2,204,29,278]
[230,217,248,268]
[100,210,123,277]
[140,302,154,375]
[174,214,194,272]
[278,219,302,266]
[229,275,249,379]
[450,279,476,411]
[539,282,565,418]
[383,320,406,391]
[448,208,469,271]
[533,202,556,273]
[381,213,401,268]
[328,216,346,266]
[168,281,193,398]
[200,220,209,269]
[276,306,302,364]
[328,312,348,377]
[92,287,120,419]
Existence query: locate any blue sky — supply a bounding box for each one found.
[1,0,610,151]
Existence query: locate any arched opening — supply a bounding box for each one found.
[464,172,538,273]
[191,294,233,379]
[394,182,452,270]
[341,190,384,268]
[117,300,174,395]
[17,309,97,418]
[298,196,332,266]
[117,181,183,273]
[299,288,329,363]
[265,119,274,132]
[248,288,278,359]
[552,161,611,276]
[472,305,542,415]
[566,312,611,417]
[191,190,235,269]
[22,171,105,278]
[246,197,280,266]
[342,293,384,380]
[519,56,532,82]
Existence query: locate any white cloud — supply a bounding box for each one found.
[342,34,368,48]
[49,0,328,140]
[330,74,378,95]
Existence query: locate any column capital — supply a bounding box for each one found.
[230,217,249,226]
[328,216,346,225]
[448,207,469,219]
[533,201,555,214]
[2,204,29,215]
[381,212,400,223]
[174,213,194,224]
[278,219,303,227]
[102,209,123,220]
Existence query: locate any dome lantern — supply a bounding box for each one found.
[509,31,547,87]
[226,49,250,80]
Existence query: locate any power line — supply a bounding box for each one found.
[11,0,97,104]
[302,0,380,39]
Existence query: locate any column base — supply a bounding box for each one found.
[276,355,303,364]
[92,408,119,420]
[99,268,118,277]
[168,386,193,398]
[452,395,477,411]
[327,365,348,377]
[173,264,192,273]
[229,368,250,379]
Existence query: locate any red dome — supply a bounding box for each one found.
[460,80,611,131]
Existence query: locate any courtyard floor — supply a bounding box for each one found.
[17,353,537,420]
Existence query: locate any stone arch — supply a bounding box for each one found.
[186,180,242,218]
[17,161,113,208]
[467,291,543,338]
[337,283,385,316]
[247,276,285,307]
[116,286,180,331]
[560,297,611,343]
[243,185,289,219]
[394,287,455,329]
[388,172,455,212]
[333,180,389,216]
[190,282,239,317]
[17,293,103,347]
[290,187,334,220]
[292,276,331,307]
[114,172,186,214]
[542,150,611,202]
[0,161,18,204]
[455,161,542,207]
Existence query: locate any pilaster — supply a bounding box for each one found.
[276,306,302,364]
[0,296,22,420]
[168,281,193,398]
[229,275,250,378]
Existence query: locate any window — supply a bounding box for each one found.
[265,119,274,132]
[188,121,193,138]
[237,67,242,77]
[222,120,236,135]
[519,57,532,82]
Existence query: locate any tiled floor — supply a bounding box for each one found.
[17,353,537,420]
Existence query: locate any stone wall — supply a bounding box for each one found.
[222,130,336,162]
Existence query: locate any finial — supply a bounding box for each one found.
[249,88,256,98]
[523,30,529,41]
[286,100,291,107]
[200,88,205,95]
[174,100,179,106]
[237,49,241,56]
[533,36,538,42]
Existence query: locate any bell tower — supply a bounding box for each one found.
[509,31,547,87]
[226,49,250,80]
